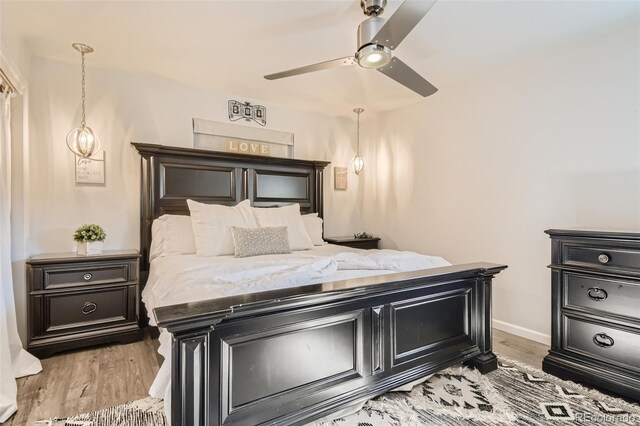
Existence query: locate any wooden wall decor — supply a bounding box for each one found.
[193,119,294,158]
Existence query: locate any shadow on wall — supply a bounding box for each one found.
[363,126,421,250]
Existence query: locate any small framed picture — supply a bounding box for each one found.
[75,151,105,184]
[334,166,347,190]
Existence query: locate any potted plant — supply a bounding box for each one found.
[73,224,106,255]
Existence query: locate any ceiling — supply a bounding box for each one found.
[4,0,639,117]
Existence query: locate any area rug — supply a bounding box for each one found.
[34,398,167,426]
[37,355,640,426]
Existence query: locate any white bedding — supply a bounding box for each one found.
[142,244,450,421]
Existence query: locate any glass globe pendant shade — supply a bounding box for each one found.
[353,154,365,175]
[66,125,101,158]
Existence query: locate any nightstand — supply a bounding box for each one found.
[324,236,380,250]
[26,250,143,358]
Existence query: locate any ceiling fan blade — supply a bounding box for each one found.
[377,57,437,97]
[264,57,356,80]
[372,0,437,50]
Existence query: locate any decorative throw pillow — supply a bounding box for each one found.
[231,226,290,258]
[252,204,314,251]
[187,199,257,256]
[302,213,326,246]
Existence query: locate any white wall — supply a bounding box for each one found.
[360,23,640,344]
[15,56,367,341]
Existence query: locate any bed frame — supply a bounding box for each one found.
[133,142,507,426]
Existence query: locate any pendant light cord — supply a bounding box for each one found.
[81,51,86,127]
[356,110,360,155]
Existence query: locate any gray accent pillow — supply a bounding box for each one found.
[231,226,291,258]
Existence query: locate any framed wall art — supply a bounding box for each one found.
[334,166,348,190]
[75,151,105,184]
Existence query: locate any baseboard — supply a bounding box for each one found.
[493,319,550,346]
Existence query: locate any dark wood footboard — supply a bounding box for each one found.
[155,262,506,426]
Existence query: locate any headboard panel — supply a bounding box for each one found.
[133,143,330,280]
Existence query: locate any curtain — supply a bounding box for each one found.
[0,90,42,423]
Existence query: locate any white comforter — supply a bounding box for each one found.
[142,245,450,420]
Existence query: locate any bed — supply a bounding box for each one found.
[132,142,507,426]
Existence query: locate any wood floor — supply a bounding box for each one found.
[6,328,548,425]
[7,329,161,426]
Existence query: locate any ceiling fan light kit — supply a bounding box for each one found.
[265,0,438,97]
[357,44,392,69]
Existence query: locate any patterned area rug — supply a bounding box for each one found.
[37,356,640,426]
[318,357,640,425]
[34,398,167,426]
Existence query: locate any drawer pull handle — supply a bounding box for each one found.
[587,287,608,301]
[593,333,614,348]
[81,301,97,315]
[597,254,610,264]
[83,273,93,281]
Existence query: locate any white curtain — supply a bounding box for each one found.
[0,90,42,423]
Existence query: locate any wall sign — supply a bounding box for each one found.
[228,100,266,126]
[75,151,105,184]
[193,118,293,158]
[334,166,348,190]
[227,140,270,156]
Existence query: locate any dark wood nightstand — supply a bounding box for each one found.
[324,236,380,250]
[26,250,143,358]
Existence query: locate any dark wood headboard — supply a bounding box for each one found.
[132,142,330,280]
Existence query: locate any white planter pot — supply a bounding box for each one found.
[77,241,103,255]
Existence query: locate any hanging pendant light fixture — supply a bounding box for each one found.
[352,108,365,175]
[66,43,101,158]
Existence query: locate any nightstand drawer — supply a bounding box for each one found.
[564,272,640,320]
[44,287,131,333]
[562,244,640,273]
[564,316,640,371]
[39,262,131,290]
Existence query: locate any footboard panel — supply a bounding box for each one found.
[158,263,506,426]
[220,308,368,424]
[390,287,472,367]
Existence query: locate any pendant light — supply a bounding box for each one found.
[352,108,365,175]
[66,43,101,158]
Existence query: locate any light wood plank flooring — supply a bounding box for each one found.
[7,330,161,426]
[6,328,548,425]
[493,328,549,369]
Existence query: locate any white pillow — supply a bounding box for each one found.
[302,213,326,246]
[252,204,314,251]
[187,199,257,257]
[149,214,196,261]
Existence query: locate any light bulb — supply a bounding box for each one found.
[367,53,383,64]
[67,125,101,158]
[353,155,365,175]
[357,44,392,69]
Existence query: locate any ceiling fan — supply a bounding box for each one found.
[264,0,438,97]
